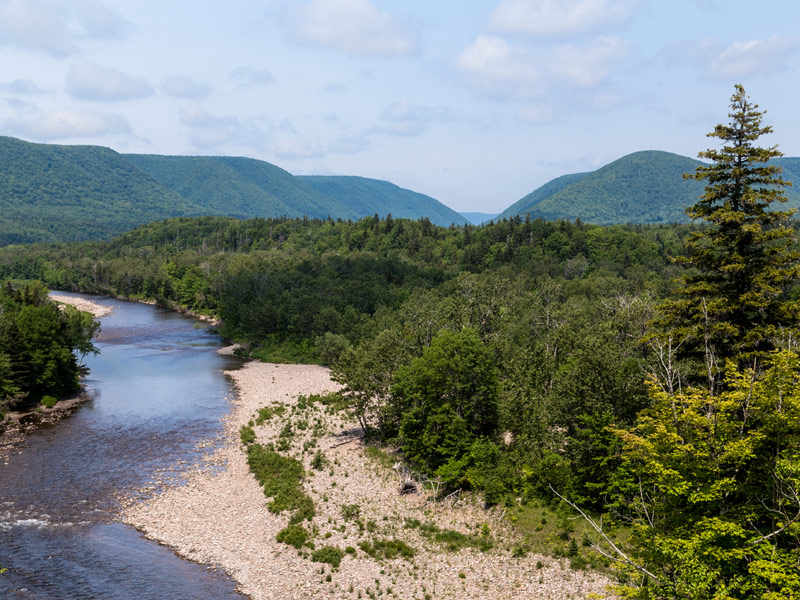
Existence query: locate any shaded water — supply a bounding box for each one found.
[0,294,246,599]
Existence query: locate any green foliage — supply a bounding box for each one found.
[0,281,98,408]
[390,328,499,483]
[611,352,800,599]
[659,84,800,376]
[314,332,350,366]
[299,175,468,226]
[404,519,492,552]
[40,395,58,408]
[245,444,315,523]
[311,545,345,568]
[276,523,309,549]
[239,425,256,445]
[255,404,286,425]
[499,151,710,224]
[357,539,415,561]
[0,136,202,245]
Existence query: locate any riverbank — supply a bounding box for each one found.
[0,391,89,461]
[123,359,613,599]
[1,294,110,459]
[50,293,113,318]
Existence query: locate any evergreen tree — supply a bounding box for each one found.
[659,84,800,384]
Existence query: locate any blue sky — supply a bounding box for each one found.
[1,0,798,213]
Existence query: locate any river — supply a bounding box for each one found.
[0,294,246,599]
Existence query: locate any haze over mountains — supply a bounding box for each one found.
[3,137,800,246]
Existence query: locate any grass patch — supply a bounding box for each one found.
[358,539,415,561]
[508,500,624,570]
[246,444,315,523]
[255,404,286,425]
[404,519,492,552]
[312,545,345,568]
[364,445,395,469]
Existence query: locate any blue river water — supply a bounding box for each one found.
[0,294,246,599]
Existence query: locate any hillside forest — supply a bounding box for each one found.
[2,86,800,598]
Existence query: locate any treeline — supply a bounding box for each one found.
[0,214,689,353]
[0,282,99,416]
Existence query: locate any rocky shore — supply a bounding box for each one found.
[122,358,613,599]
[50,293,113,317]
[1,294,111,460]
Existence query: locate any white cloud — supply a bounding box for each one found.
[6,107,130,140]
[0,0,130,57]
[692,36,799,80]
[271,137,324,159]
[229,66,275,88]
[328,134,370,154]
[66,61,153,101]
[179,104,271,150]
[0,78,45,95]
[457,35,628,99]
[161,75,213,99]
[375,101,456,136]
[291,0,417,56]
[488,0,638,37]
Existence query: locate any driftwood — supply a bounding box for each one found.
[392,461,447,502]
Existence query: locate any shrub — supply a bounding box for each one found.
[312,545,344,568]
[246,444,315,522]
[276,524,309,548]
[358,539,415,561]
[40,395,58,408]
[240,425,256,445]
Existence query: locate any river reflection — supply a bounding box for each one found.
[0,294,246,599]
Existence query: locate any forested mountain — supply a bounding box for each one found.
[0,136,467,245]
[499,150,800,224]
[298,175,468,226]
[0,136,204,245]
[125,154,356,221]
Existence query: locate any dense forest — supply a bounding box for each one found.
[2,85,800,598]
[0,281,99,416]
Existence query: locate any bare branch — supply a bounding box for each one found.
[549,484,661,583]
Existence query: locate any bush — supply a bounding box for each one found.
[276,523,309,548]
[358,539,415,560]
[40,395,58,408]
[240,425,256,445]
[315,332,350,366]
[311,545,344,568]
[246,444,315,522]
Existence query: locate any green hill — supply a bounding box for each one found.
[0,136,203,245]
[125,154,355,220]
[499,151,706,224]
[499,151,800,224]
[298,175,468,226]
[499,172,590,220]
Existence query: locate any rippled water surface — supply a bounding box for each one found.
[0,294,245,599]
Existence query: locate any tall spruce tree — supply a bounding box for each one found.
[661,84,800,383]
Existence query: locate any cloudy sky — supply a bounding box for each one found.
[1,0,798,213]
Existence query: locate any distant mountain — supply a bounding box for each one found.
[499,150,800,224]
[298,175,468,226]
[124,154,354,221]
[0,136,203,245]
[460,212,499,225]
[0,136,466,245]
